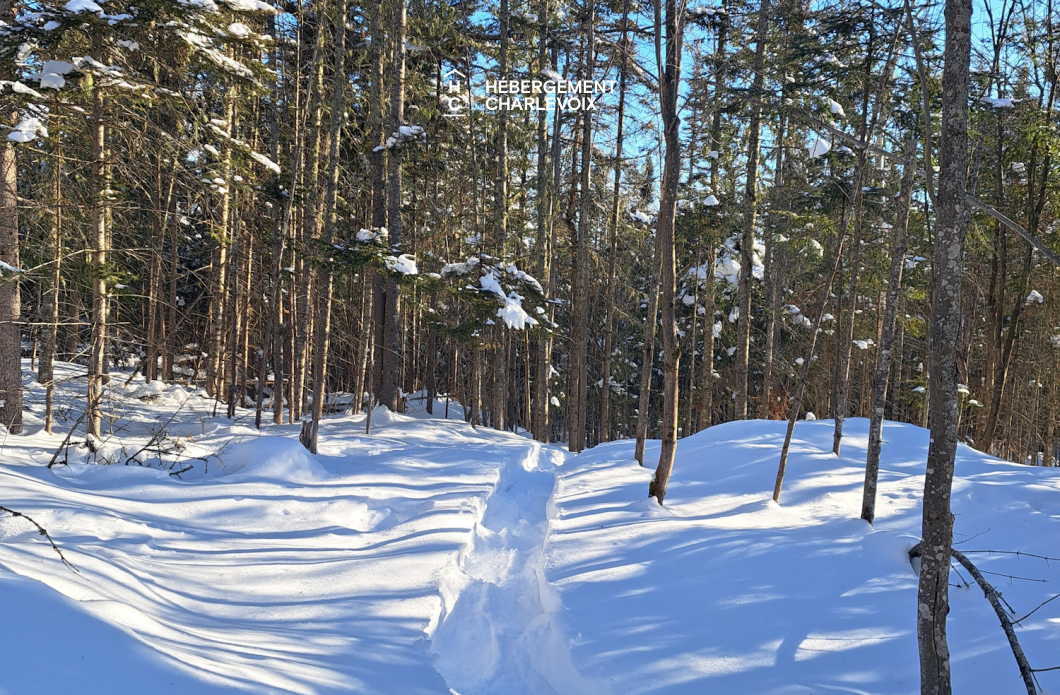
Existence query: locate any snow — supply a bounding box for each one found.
[827,98,845,117]
[374,125,425,152]
[980,96,1016,108]
[64,0,103,13]
[808,135,831,158]
[7,117,46,143]
[0,361,572,695]
[1026,289,1044,305]
[227,21,252,38]
[703,194,720,206]
[3,363,1058,695]
[249,150,281,174]
[497,294,539,330]
[629,209,652,225]
[384,253,418,275]
[545,419,1060,694]
[10,81,43,98]
[220,0,276,12]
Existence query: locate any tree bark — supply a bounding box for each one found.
[570,3,595,452]
[862,140,915,525]
[86,70,108,441]
[917,0,971,688]
[600,0,629,444]
[307,0,348,452]
[647,0,685,504]
[380,0,408,411]
[733,0,770,420]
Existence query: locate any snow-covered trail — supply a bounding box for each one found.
[431,440,604,695]
[0,368,587,695]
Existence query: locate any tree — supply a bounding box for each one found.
[647,0,686,504]
[917,0,971,689]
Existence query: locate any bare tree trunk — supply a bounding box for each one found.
[647,0,686,504]
[696,5,727,433]
[569,4,595,453]
[733,0,769,420]
[492,0,512,432]
[226,212,243,419]
[42,145,62,435]
[533,15,557,442]
[380,0,408,411]
[600,0,629,444]
[0,125,21,434]
[833,25,902,455]
[917,0,971,688]
[367,0,387,403]
[308,0,349,453]
[635,237,662,465]
[758,110,785,421]
[207,89,236,401]
[86,75,108,441]
[862,140,915,525]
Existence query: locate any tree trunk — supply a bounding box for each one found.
[635,235,662,465]
[42,144,63,435]
[307,0,348,452]
[0,127,21,434]
[380,0,408,411]
[917,0,971,688]
[647,0,685,504]
[695,5,727,433]
[600,0,629,444]
[862,140,915,525]
[833,24,902,455]
[492,0,512,432]
[570,5,595,453]
[86,73,108,441]
[733,0,770,420]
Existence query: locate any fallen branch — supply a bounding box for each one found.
[46,407,89,469]
[910,543,1036,694]
[0,506,78,572]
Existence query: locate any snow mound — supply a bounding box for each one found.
[218,436,329,481]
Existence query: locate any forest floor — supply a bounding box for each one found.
[1,361,1059,694]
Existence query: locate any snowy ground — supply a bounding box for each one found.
[2,361,1059,694]
[546,420,1060,695]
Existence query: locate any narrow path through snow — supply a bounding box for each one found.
[431,440,605,695]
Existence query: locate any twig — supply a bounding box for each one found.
[963,550,1060,563]
[1014,593,1060,626]
[0,506,78,572]
[124,395,192,465]
[954,528,992,545]
[169,465,193,477]
[979,569,1049,584]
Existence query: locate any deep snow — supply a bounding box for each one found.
[1,361,1058,694]
[546,419,1060,695]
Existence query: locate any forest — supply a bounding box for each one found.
[0,0,1059,692]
